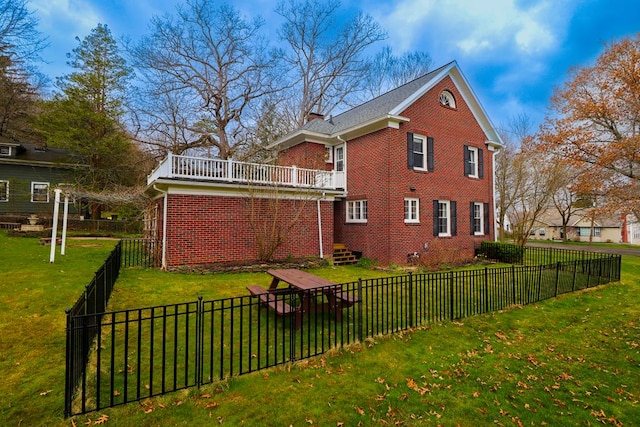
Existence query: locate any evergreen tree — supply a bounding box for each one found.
[37,24,143,191]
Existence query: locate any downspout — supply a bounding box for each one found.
[153,185,168,269]
[317,195,324,258]
[490,146,499,242]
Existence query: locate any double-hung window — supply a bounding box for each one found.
[470,202,490,235]
[0,180,8,201]
[407,133,434,172]
[464,145,483,178]
[433,200,457,237]
[404,198,419,223]
[346,199,367,223]
[31,182,49,203]
[472,202,483,234]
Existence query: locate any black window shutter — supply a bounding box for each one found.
[470,202,475,235]
[463,145,470,176]
[433,200,439,237]
[484,202,490,234]
[478,148,484,178]
[407,133,414,169]
[451,201,457,236]
[427,137,434,172]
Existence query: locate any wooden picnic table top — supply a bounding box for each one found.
[267,268,336,291]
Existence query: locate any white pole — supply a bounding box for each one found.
[317,198,324,258]
[49,189,61,263]
[61,194,69,255]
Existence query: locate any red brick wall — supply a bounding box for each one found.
[336,76,495,264]
[278,142,332,171]
[161,193,333,266]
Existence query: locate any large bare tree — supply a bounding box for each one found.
[129,0,280,159]
[362,46,433,99]
[276,0,386,126]
[0,0,46,140]
[507,158,565,246]
[495,113,531,241]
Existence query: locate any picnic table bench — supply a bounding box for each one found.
[246,285,297,317]
[246,269,360,327]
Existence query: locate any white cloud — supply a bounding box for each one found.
[31,0,100,34]
[374,0,574,59]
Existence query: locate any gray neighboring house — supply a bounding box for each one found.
[0,139,82,219]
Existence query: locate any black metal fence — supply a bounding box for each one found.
[64,243,621,416]
[120,238,162,268]
[475,241,611,266]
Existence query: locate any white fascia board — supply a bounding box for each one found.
[147,178,341,201]
[390,63,456,116]
[450,66,505,147]
[390,61,505,148]
[333,115,410,141]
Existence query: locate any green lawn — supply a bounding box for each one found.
[1,232,638,426]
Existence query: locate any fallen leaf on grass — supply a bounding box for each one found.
[355,406,365,415]
[94,414,109,425]
[40,389,53,396]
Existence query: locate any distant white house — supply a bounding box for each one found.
[622,213,640,245]
[527,209,623,243]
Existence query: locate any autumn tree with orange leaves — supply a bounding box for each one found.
[535,34,640,216]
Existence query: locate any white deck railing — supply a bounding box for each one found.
[147,153,345,190]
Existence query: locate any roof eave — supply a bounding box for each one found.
[335,114,410,141]
[390,61,505,149]
[272,114,410,149]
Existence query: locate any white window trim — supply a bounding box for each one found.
[0,180,8,202]
[0,146,10,156]
[468,146,479,178]
[346,199,367,223]
[31,181,50,203]
[438,200,451,237]
[404,198,420,223]
[412,134,427,171]
[439,90,456,108]
[335,145,345,172]
[473,202,484,235]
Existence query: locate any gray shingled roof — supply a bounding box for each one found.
[300,62,453,135]
[0,142,82,165]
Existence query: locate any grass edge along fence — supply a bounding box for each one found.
[64,238,160,416]
[64,242,621,417]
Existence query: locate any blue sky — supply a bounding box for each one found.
[30,0,640,136]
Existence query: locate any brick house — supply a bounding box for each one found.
[146,61,503,267]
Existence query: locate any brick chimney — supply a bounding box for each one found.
[307,112,324,122]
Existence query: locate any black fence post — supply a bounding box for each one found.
[511,265,516,305]
[64,308,73,418]
[408,272,414,328]
[572,260,577,291]
[537,264,543,301]
[484,267,489,314]
[196,296,203,388]
[555,262,560,297]
[449,271,454,321]
[357,278,363,342]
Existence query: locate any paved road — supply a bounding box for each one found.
[526,241,640,257]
